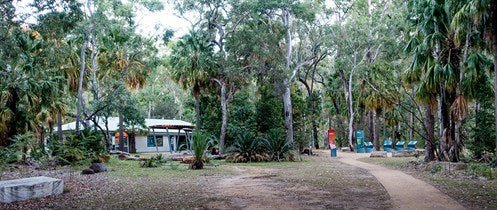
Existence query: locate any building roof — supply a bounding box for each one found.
[56,117,194,134]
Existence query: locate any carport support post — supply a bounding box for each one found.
[152,128,159,154]
[176,129,180,152]
[185,131,190,151]
[167,128,172,154]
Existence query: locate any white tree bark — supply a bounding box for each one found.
[213,79,228,154]
[282,8,294,144]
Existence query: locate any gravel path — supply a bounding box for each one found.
[338,152,465,210]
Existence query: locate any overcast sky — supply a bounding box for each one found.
[14,0,336,40]
[13,0,190,39]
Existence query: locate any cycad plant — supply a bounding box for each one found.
[262,128,294,162]
[227,132,268,163]
[191,131,212,169]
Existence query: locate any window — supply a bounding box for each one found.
[147,136,164,147]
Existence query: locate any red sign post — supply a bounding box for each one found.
[328,129,337,157]
[328,129,336,149]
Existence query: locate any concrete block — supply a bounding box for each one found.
[370,151,388,158]
[0,176,63,203]
[392,150,418,157]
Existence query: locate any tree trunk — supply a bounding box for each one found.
[409,90,414,140]
[437,93,444,140]
[373,110,380,151]
[368,111,373,141]
[219,82,228,154]
[493,23,497,159]
[104,117,111,152]
[424,97,436,162]
[282,8,294,145]
[57,112,63,143]
[382,111,386,140]
[194,86,201,129]
[39,125,45,152]
[4,88,19,146]
[452,27,471,162]
[148,101,152,119]
[76,40,86,134]
[347,108,355,151]
[347,79,355,151]
[283,84,294,144]
[129,130,136,153]
[118,113,124,152]
[312,121,319,149]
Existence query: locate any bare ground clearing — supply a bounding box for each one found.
[0,152,391,210]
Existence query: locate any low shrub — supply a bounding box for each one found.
[466,163,495,180]
[190,131,212,169]
[52,129,107,165]
[155,153,165,163]
[428,163,442,174]
[140,157,160,168]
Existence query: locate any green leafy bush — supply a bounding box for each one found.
[428,163,442,174]
[9,132,46,163]
[155,153,165,163]
[466,163,495,180]
[140,154,166,168]
[140,157,159,168]
[52,129,107,165]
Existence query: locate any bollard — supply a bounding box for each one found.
[330,148,337,157]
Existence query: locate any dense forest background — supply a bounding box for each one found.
[1,0,496,165]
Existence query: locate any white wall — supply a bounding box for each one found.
[135,135,177,153]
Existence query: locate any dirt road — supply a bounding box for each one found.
[338,152,465,210]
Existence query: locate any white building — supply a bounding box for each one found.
[57,117,194,153]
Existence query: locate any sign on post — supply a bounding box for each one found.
[328,129,337,157]
[328,129,336,148]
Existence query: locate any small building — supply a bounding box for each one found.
[57,117,194,153]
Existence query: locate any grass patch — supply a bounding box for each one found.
[222,159,308,167]
[358,157,418,169]
[106,157,236,178]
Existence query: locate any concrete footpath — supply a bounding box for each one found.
[338,152,465,210]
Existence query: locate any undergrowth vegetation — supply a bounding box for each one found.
[225,129,295,163]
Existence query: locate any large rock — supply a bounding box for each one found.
[341,147,351,152]
[171,155,185,161]
[0,176,63,203]
[81,168,95,175]
[181,156,195,164]
[90,162,107,173]
[370,151,388,158]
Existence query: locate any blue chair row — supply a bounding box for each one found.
[394,140,417,151]
[383,139,417,152]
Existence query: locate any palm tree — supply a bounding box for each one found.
[168,30,215,129]
[405,0,467,162]
[452,0,497,159]
[362,62,397,151]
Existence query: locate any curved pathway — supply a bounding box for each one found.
[338,152,465,210]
